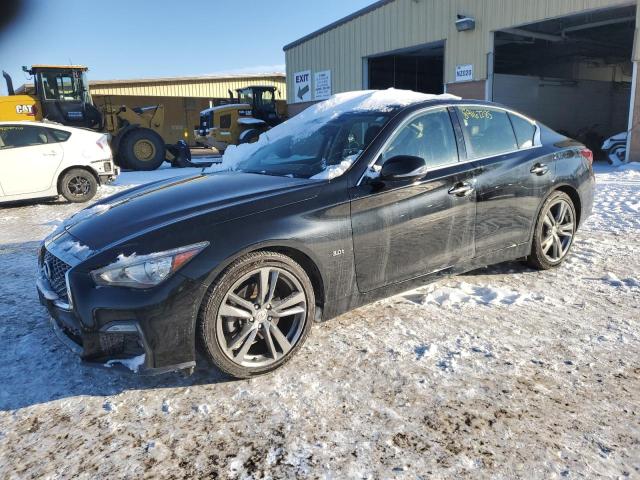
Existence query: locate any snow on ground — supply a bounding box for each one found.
[0,162,638,478]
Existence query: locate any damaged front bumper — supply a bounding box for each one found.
[36,264,201,376]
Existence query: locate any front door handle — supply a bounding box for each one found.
[448,182,474,197]
[42,151,58,156]
[530,163,548,175]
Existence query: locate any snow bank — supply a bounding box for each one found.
[211,88,460,176]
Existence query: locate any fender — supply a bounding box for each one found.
[197,238,328,304]
[526,181,581,247]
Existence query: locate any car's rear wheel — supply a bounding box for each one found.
[199,251,315,378]
[527,191,577,270]
[59,169,97,203]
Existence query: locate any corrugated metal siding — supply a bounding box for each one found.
[90,76,287,99]
[285,0,636,102]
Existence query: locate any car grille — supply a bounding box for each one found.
[42,250,71,303]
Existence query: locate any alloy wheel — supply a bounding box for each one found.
[540,198,575,262]
[216,267,308,368]
[68,175,91,197]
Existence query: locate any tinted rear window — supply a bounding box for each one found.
[48,128,71,142]
[457,107,518,159]
[508,113,536,149]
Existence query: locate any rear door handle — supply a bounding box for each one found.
[42,151,58,156]
[530,163,548,175]
[448,182,474,197]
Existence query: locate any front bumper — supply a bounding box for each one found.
[37,268,202,375]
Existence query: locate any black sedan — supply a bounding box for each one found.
[37,92,595,378]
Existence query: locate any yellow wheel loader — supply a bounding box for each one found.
[194,86,285,152]
[1,65,170,170]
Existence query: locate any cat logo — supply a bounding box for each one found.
[15,104,35,116]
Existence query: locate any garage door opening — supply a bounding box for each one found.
[493,5,635,159]
[367,42,444,94]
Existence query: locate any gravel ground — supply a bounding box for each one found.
[0,162,638,479]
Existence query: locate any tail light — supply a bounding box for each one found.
[580,148,593,166]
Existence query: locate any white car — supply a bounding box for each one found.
[0,121,118,204]
[601,132,627,165]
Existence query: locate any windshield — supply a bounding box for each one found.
[235,112,391,179]
[255,89,276,113]
[38,71,87,102]
[237,88,253,105]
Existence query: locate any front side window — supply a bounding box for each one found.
[457,107,518,159]
[0,125,49,149]
[380,108,458,169]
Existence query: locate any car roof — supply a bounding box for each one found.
[399,97,526,114]
[391,98,537,124]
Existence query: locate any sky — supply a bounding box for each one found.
[0,0,374,95]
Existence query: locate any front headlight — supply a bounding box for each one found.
[91,242,208,288]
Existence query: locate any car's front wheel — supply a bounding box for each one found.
[527,191,577,270]
[199,251,315,378]
[59,168,98,203]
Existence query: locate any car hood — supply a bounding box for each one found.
[63,171,319,250]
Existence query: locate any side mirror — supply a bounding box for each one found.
[379,155,428,181]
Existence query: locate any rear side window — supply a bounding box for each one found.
[47,128,71,143]
[0,125,50,149]
[457,107,518,159]
[508,113,536,149]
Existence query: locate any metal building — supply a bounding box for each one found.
[284,0,639,160]
[19,73,287,144]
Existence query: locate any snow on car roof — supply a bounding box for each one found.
[214,88,460,174]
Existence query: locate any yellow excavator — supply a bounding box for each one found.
[1,65,170,170]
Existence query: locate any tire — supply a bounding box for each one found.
[607,145,626,165]
[198,251,315,379]
[119,128,165,171]
[59,168,98,203]
[239,128,260,144]
[527,191,577,270]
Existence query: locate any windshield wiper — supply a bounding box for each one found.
[241,169,286,177]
